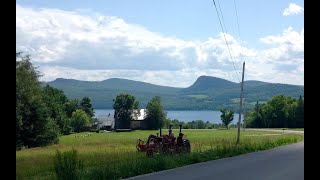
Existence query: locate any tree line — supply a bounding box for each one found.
[16,53,95,149]
[245,94,304,128]
[162,118,237,130]
[113,94,237,130]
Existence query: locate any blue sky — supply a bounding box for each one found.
[16,0,304,87]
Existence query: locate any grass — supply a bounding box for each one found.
[186,94,209,99]
[16,129,303,179]
[268,128,304,131]
[247,101,267,105]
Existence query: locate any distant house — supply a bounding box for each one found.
[94,113,115,131]
[93,109,147,130]
[130,109,148,130]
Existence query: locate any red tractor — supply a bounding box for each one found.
[136,125,191,157]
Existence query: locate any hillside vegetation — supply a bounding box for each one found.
[45,76,304,110]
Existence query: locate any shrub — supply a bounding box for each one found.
[54,149,83,180]
[35,118,60,146]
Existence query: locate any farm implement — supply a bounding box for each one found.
[136,125,191,157]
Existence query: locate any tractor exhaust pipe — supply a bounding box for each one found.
[159,127,162,136]
[169,125,173,131]
[179,124,182,133]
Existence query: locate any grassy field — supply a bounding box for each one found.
[186,94,209,99]
[268,128,304,131]
[16,129,303,179]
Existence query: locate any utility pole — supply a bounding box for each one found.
[237,62,245,144]
[243,101,246,131]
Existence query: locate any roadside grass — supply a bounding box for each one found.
[267,128,304,131]
[16,129,303,179]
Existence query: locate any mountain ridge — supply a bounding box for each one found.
[45,76,304,110]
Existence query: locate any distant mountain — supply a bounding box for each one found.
[51,78,181,94]
[184,76,238,92]
[244,80,269,87]
[45,76,304,111]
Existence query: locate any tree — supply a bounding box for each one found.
[113,94,137,129]
[65,99,80,118]
[195,120,206,129]
[35,118,60,146]
[250,101,264,128]
[205,121,213,129]
[264,95,289,128]
[145,96,166,129]
[245,95,303,128]
[295,95,304,128]
[80,97,95,118]
[162,118,171,129]
[42,85,71,134]
[220,109,234,129]
[16,52,59,149]
[70,109,91,133]
[286,99,297,128]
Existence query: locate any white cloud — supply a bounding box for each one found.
[283,3,304,16]
[16,4,304,87]
[259,27,304,64]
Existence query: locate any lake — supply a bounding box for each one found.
[94,109,243,124]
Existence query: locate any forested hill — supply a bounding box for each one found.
[45,76,304,110]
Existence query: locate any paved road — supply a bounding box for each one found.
[125,141,304,180]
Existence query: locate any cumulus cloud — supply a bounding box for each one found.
[283,3,304,16]
[16,4,304,87]
[259,27,304,63]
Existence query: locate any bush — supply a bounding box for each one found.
[35,118,60,146]
[96,129,100,133]
[54,149,83,180]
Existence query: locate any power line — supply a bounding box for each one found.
[216,0,229,40]
[216,0,241,80]
[212,0,240,83]
[233,0,243,74]
[232,0,246,117]
[217,0,242,78]
[233,0,241,40]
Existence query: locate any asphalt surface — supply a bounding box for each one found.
[125,141,304,180]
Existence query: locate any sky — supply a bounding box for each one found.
[16,0,304,87]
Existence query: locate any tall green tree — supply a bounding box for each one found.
[162,118,171,129]
[70,109,91,133]
[295,95,304,128]
[220,109,234,129]
[251,101,264,128]
[145,96,166,129]
[264,95,289,128]
[42,85,71,134]
[65,99,80,118]
[245,95,303,128]
[16,52,59,149]
[80,97,95,118]
[113,94,137,129]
